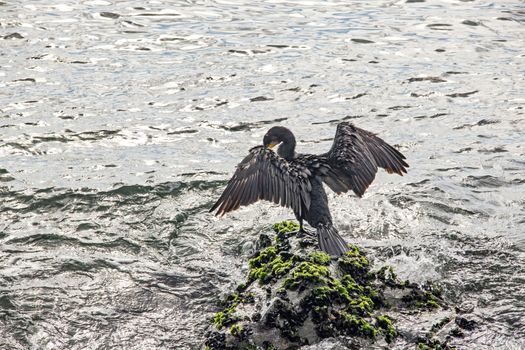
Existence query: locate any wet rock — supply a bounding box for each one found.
[203,221,461,349]
[455,316,478,331]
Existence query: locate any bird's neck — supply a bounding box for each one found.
[277,139,296,160]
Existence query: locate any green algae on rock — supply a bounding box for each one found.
[204,221,455,349]
[272,221,299,234]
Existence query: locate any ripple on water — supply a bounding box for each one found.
[1,0,524,349]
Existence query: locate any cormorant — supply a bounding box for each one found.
[210,122,408,257]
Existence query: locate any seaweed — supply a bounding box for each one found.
[204,221,453,349]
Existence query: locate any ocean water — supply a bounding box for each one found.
[1,1,524,349]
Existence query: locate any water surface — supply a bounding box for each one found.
[1,1,524,349]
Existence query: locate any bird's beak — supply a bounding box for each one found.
[267,141,279,149]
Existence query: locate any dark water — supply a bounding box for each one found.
[1,1,524,349]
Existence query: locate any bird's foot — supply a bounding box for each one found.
[296,228,316,238]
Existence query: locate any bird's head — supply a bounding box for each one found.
[263,126,294,149]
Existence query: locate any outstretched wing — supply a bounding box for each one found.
[323,122,408,197]
[210,146,313,216]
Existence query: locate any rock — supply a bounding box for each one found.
[203,221,462,349]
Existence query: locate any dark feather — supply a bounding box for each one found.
[210,146,316,216]
[322,122,408,197]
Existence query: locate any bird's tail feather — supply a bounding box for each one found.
[317,224,348,257]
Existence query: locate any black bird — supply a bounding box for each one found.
[210,122,408,257]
